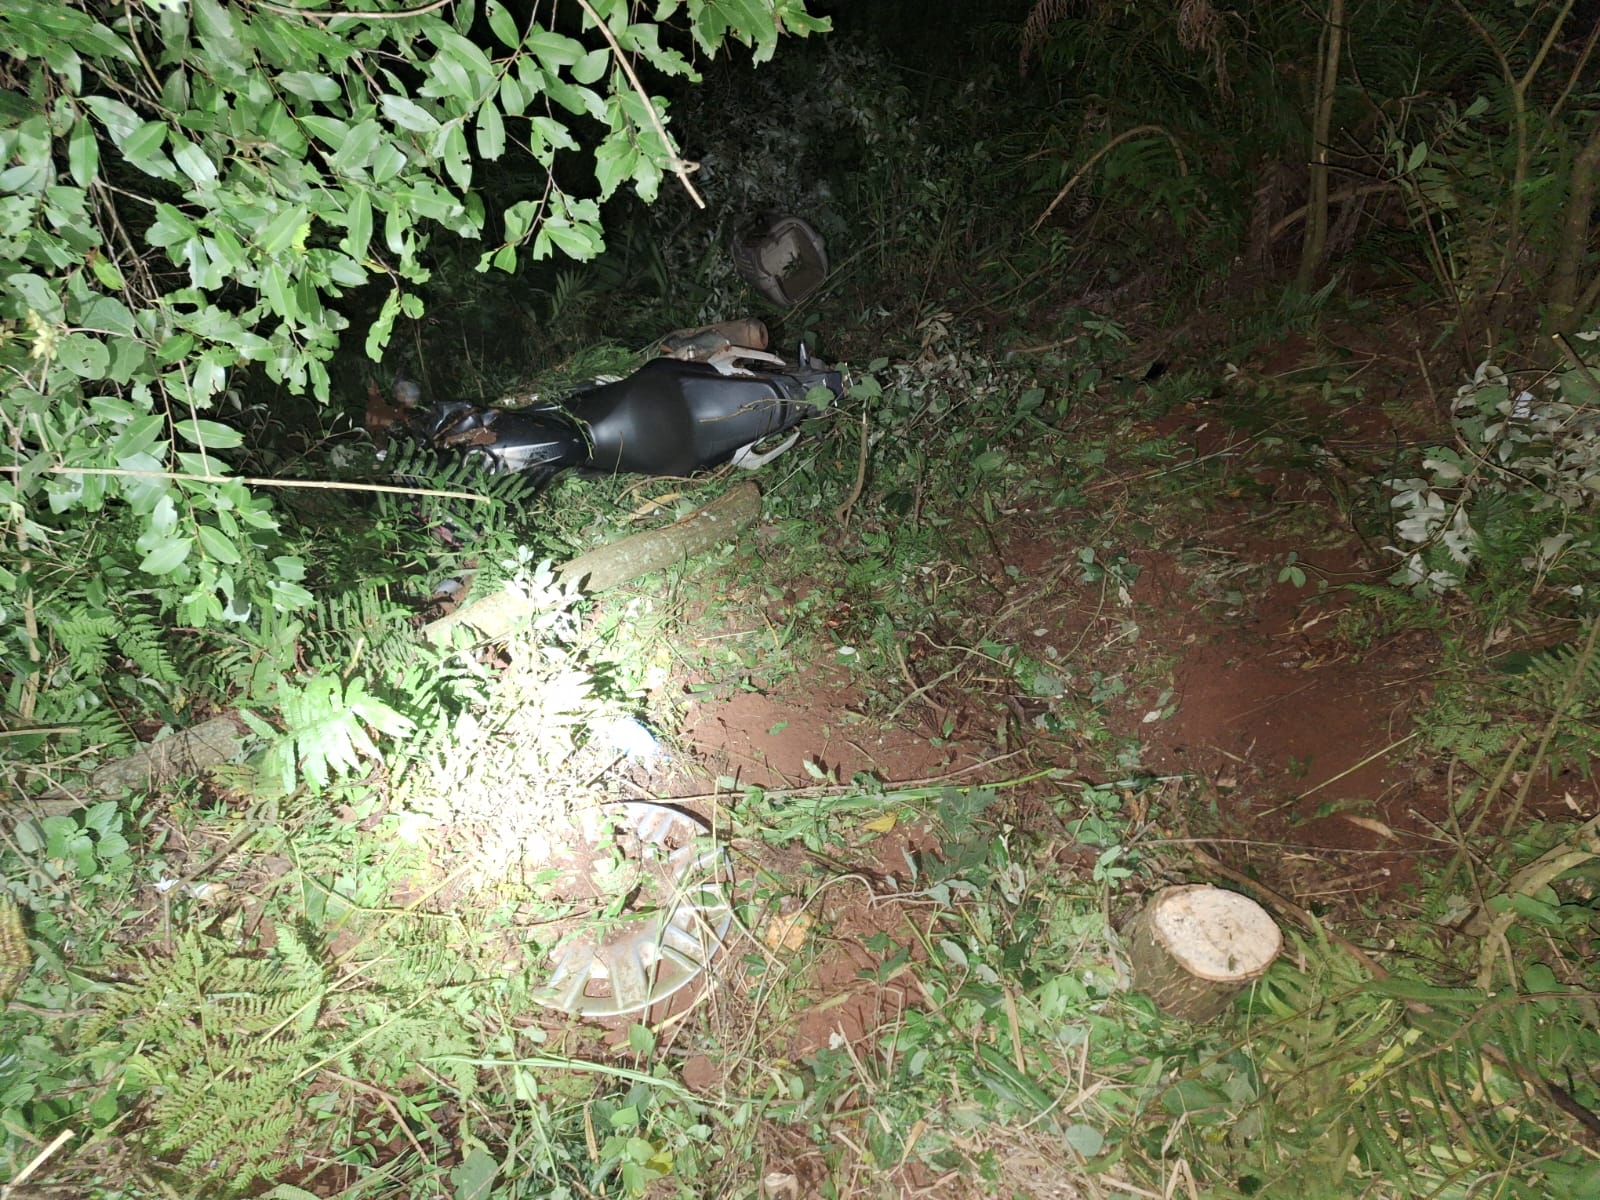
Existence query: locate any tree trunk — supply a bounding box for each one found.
[423,480,763,644]
[1297,0,1346,291]
[24,714,246,815]
[1545,120,1600,334]
[1125,884,1282,1021]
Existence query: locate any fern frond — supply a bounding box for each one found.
[105,602,178,679]
[54,613,119,676]
[1512,634,1600,714]
[1503,624,1600,772]
[378,437,539,511]
[544,268,596,327]
[82,930,332,1195]
[261,671,417,794]
[1342,582,1444,631]
[1018,0,1077,76]
[1216,936,1600,1200]
[300,581,426,687]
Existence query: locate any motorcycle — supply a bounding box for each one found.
[369,320,841,490]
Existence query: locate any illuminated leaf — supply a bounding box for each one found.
[381,94,439,133]
[139,537,193,576]
[67,118,99,185]
[197,523,242,564]
[174,419,243,449]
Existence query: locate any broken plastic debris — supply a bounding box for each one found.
[595,716,663,762]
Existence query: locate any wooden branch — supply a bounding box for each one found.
[1545,119,1600,333]
[13,484,763,818]
[0,464,490,504]
[253,0,454,20]
[831,408,869,525]
[1030,125,1187,233]
[1549,7,1600,124]
[1481,1041,1600,1151]
[21,714,247,816]
[1267,182,1397,242]
[1297,0,1346,290]
[570,0,705,210]
[1518,0,1579,94]
[423,480,763,644]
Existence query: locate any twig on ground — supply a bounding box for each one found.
[832,406,870,525]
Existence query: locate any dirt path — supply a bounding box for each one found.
[609,335,1600,1195]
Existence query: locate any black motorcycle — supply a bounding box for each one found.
[373,320,841,489]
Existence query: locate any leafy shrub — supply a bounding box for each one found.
[1385,355,1600,620]
[0,0,828,792]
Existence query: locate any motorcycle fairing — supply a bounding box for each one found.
[578,358,834,476]
[440,406,589,482]
[430,356,840,481]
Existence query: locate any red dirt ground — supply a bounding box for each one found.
[619,339,1599,1195]
[644,355,1590,1018]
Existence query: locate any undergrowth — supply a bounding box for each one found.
[9,11,1600,1200]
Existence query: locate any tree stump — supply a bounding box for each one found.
[1125,884,1282,1022]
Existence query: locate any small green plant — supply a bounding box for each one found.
[1385,357,1600,617]
[13,802,131,887]
[79,927,330,1194]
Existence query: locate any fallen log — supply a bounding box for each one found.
[422,480,762,644]
[1125,884,1282,1022]
[14,483,763,817]
[21,714,246,816]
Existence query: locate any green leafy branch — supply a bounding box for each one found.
[246,673,416,794]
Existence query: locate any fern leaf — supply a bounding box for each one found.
[115,608,181,685]
[265,672,416,792]
[1018,0,1075,76]
[54,612,119,676]
[83,930,332,1195]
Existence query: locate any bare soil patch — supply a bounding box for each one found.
[669,664,960,791]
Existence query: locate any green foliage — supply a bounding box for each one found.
[13,801,133,885]
[1017,0,1593,317]
[1,0,827,790]
[373,439,547,559]
[1152,829,1600,1200]
[248,672,415,795]
[12,7,1600,1199]
[1385,357,1600,623]
[1367,3,1592,336]
[80,926,329,1193]
[394,553,637,834]
[725,776,1145,1183]
[1506,632,1600,733]
[0,794,148,1173]
[1019,0,1325,266]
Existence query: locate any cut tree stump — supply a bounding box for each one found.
[1125,884,1282,1022]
